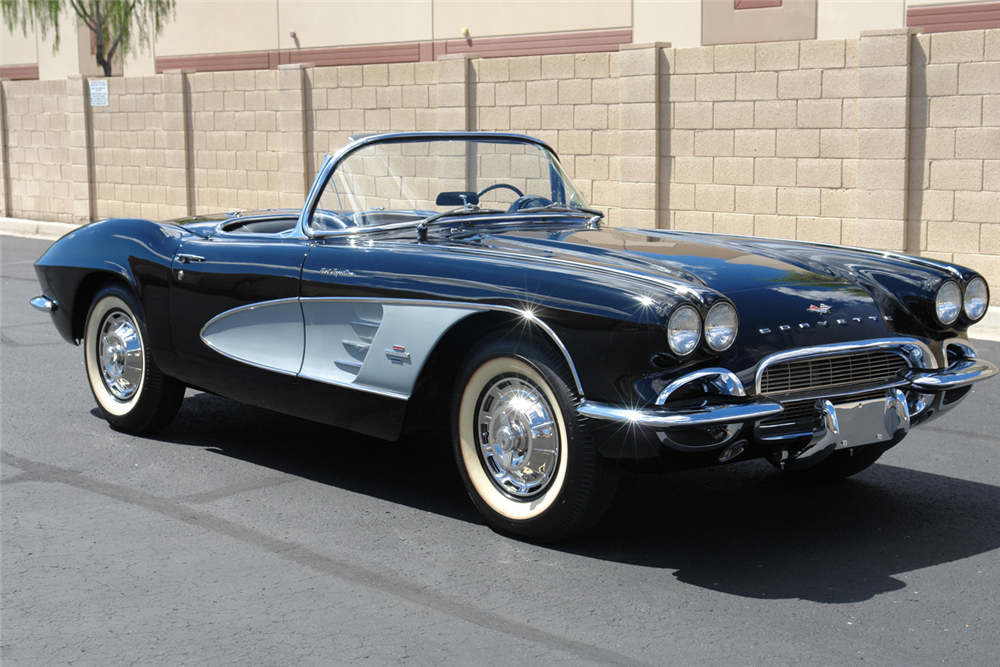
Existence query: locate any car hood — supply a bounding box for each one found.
[467,224,966,338]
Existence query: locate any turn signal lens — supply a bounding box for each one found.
[963,277,988,321]
[705,302,738,352]
[935,281,961,325]
[667,305,701,356]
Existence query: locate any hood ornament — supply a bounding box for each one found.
[807,304,832,315]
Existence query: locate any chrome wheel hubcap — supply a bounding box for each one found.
[98,311,143,401]
[476,375,560,498]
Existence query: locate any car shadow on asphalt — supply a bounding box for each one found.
[126,390,1000,606]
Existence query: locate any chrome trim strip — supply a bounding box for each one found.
[30,295,58,313]
[905,358,999,391]
[753,337,938,394]
[655,368,746,405]
[197,296,585,399]
[578,398,783,430]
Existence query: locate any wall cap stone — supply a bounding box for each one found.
[859,28,922,38]
[620,42,671,50]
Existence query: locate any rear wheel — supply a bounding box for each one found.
[452,335,617,541]
[84,283,184,434]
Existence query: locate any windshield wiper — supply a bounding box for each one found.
[516,202,605,218]
[416,205,505,242]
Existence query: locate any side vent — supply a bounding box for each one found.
[335,303,383,376]
[301,301,384,385]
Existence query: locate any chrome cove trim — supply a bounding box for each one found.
[30,295,58,313]
[578,397,783,430]
[753,337,938,394]
[198,296,585,399]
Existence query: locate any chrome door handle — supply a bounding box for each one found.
[176,254,206,264]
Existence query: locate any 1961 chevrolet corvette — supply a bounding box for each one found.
[31,132,997,540]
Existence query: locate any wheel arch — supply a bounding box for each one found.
[403,309,582,434]
[71,272,136,342]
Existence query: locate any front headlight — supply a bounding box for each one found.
[667,305,701,356]
[704,302,738,352]
[935,281,962,325]
[964,277,988,321]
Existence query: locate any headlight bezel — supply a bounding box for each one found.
[963,277,989,322]
[704,301,739,352]
[935,280,962,326]
[667,305,702,357]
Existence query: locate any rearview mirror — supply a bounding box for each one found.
[436,191,479,207]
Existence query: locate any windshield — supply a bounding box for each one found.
[309,136,589,232]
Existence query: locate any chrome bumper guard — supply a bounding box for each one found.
[30,295,58,313]
[577,340,997,447]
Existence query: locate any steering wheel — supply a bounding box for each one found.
[477,183,524,199]
[507,195,552,213]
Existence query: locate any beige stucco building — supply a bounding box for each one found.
[3,1,998,80]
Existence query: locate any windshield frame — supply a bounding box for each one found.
[298,132,591,239]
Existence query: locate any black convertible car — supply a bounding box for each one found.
[31,132,996,540]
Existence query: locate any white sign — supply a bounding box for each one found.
[89,80,109,107]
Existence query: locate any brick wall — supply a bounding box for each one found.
[1,28,997,288]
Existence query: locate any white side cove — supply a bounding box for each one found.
[201,298,481,399]
[200,299,305,376]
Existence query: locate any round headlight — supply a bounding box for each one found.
[935,281,962,325]
[705,302,738,352]
[964,277,988,321]
[667,305,701,356]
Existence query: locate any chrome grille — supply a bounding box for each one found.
[759,351,910,396]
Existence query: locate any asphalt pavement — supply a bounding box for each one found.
[3,233,999,666]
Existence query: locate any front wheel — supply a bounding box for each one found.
[452,336,618,541]
[84,283,184,434]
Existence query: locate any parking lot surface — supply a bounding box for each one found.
[3,234,999,666]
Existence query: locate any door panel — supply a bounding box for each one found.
[169,236,309,382]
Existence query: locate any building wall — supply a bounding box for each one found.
[1,29,997,289]
[7,1,999,80]
[2,79,74,222]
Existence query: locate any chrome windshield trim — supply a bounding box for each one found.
[578,398,783,429]
[299,132,563,240]
[753,337,938,394]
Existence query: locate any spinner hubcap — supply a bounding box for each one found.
[98,311,143,401]
[476,375,560,499]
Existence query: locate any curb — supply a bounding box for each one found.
[2,216,998,341]
[1,217,82,241]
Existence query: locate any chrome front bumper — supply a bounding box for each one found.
[578,338,998,455]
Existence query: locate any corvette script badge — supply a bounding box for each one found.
[807,304,832,314]
[385,345,411,363]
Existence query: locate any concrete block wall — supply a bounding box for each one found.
[663,38,863,244]
[2,79,74,223]
[308,61,439,175]
[0,28,997,288]
[92,74,188,221]
[472,52,623,225]
[909,29,1000,289]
